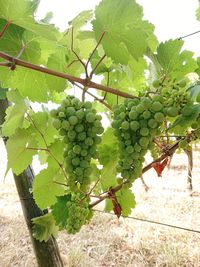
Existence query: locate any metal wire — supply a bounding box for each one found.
[94,209,200,234]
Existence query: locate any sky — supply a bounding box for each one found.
[36,0,200,57]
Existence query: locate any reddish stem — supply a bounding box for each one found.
[0,20,11,38]
[0,51,138,99]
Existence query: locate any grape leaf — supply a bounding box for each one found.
[116,188,135,216]
[47,139,65,167]
[30,112,58,147]
[33,168,66,209]
[99,128,119,190]
[32,213,59,242]
[51,194,71,229]
[6,127,37,175]
[46,48,68,93]
[69,10,93,29]
[11,68,48,102]
[157,39,197,79]
[2,102,27,136]
[93,0,157,64]
[188,84,200,102]
[0,88,7,99]
[2,90,28,136]
[0,0,59,41]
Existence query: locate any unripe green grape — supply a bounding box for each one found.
[178,78,187,88]
[71,97,80,107]
[152,94,163,102]
[58,111,65,118]
[94,136,102,144]
[76,109,85,119]
[53,119,61,129]
[136,104,145,114]
[66,107,76,116]
[50,109,58,118]
[130,121,140,131]
[85,137,94,146]
[166,107,179,117]
[72,157,80,166]
[96,127,104,134]
[69,116,78,125]
[140,127,149,136]
[81,149,88,157]
[84,101,92,109]
[148,119,158,129]
[143,110,151,119]
[134,143,141,152]
[191,122,198,129]
[151,101,163,112]
[68,130,76,140]
[75,124,84,133]
[73,145,81,154]
[86,112,95,123]
[121,121,129,130]
[141,97,152,109]
[152,79,160,88]
[119,112,126,119]
[154,112,164,122]
[139,137,149,147]
[126,146,134,154]
[78,132,86,141]
[181,105,193,116]
[129,110,138,120]
[62,120,70,130]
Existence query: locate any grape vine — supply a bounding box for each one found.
[0,0,199,241]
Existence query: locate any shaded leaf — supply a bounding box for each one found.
[32,213,59,242]
[51,194,71,229]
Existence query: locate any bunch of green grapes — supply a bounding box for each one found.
[153,79,193,117]
[66,193,92,234]
[179,116,200,149]
[51,96,103,191]
[112,95,165,185]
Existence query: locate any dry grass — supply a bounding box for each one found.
[0,139,200,267]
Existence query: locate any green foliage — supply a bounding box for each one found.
[0,0,59,40]
[2,91,28,136]
[51,195,71,229]
[0,88,7,99]
[32,167,66,209]
[32,213,59,242]
[0,0,199,240]
[11,69,48,102]
[156,39,197,79]
[6,127,37,175]
[93,0,157,64]
[188,84,200,102]
[98,128,119,190]
[116,187,135,217]
[46,48,68,92]
[31,112,58,147]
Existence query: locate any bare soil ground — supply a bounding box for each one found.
[0,139,200,267]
